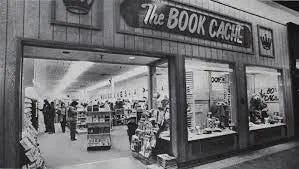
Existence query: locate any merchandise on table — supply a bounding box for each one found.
[131,112,159,159]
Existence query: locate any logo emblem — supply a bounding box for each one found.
[63,0,94,15]
[260,33,272,50]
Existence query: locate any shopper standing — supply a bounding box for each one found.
[59,102,67,133]
[68,101,78,141]
[49,102,56,134]
[127,117,138,145]
[41,100,50,133]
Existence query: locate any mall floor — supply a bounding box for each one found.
[38,123,146,169]
[39,124,299,169]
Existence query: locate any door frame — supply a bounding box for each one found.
[13,38,188,166]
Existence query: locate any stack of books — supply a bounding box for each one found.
[157,154,177,169]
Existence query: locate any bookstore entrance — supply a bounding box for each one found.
[20,44,172,169]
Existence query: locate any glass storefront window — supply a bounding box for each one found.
[185,59,237,141]
[246,67,285,130]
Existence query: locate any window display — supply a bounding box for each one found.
[185,59,237,141]
[246,67,285,130]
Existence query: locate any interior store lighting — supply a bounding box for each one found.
[53,61,94,95]
[84,66,148,92]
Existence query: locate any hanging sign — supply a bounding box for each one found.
[120,0,252,48]
[258,26,274,58]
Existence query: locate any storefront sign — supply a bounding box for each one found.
[258,26,274,58]
[120,0,252,48]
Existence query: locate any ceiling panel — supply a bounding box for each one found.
[64,64,136,92]
[23,46,163,98]
[25,58,144,98]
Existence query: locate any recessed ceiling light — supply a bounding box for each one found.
[62,51,71,54]
[129,56,135,60]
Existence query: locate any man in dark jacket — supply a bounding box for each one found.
[49,102,56,134]
[68,101,78,141]
[127,117,138,145]
[41,100,50,133]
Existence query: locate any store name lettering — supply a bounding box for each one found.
[259,88,279,102]
[120,0,252,48]
[142,4,243,44]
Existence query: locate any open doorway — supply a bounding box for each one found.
[20,46,170,169]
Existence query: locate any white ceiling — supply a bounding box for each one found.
[23,46,162,99]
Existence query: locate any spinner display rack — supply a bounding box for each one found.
[86,106,112,150]
[21,97,47,169]
[76,110,87,134]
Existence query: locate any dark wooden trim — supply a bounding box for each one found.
[257,25,275,58]
[243,63,283,70]
[210,0,286,26]
[183,55,237,66]
[117,30,254,55]
[50,20,101,31]
[168,54,188,162]
[287,22,299,136]
[20,38,170,59]
[50,0,102,31]
[231,63,249,150]
[148,66,157,110]
[23,54,153,66]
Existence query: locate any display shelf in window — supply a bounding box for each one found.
[185,59,237,141]
[86,109,112,150]
[246,66,285,131]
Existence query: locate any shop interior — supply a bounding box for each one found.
[19,46,287,168]
[20,46,171,169]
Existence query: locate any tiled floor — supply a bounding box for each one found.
[39,124,142,169]
[39,124,299,169]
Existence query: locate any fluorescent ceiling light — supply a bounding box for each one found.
[53,61,94,95]
[84,66,148,92]
[85,81,110,92]
[113,66,148,82]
